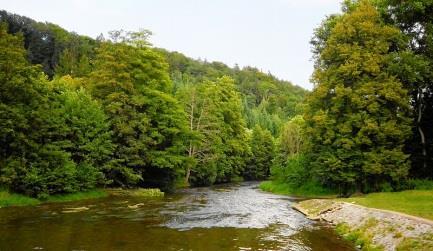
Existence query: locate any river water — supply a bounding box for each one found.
[0,182,354,250]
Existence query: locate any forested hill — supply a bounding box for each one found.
[158,49,307,135]
[0,10,306,135]
[0,10,305,197]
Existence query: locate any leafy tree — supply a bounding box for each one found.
[374,0,433,179]
[0,24,111,197]
[158,48,307,136]
[176,77,249,185]
[87,35,187,190]
[279,115,305,156]
[0,10,310,194]
[0,22,47,194]
[209,77,250,183]
[271,116,309,186]
[0,10,97,78]
[48,77,114,189]
[245,125,275,180]
[272,115,306,170]
[306,0,412,195]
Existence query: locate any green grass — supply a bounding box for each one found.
[0,189,108,208]
[0,190,40,207]
[259,180,337,198]
[340,190,433,221]
[397,233,433,251]
[336,220,384,251]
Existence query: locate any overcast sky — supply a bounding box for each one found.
[0,0,342,89]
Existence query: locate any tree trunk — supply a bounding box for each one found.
[417,89,427,169]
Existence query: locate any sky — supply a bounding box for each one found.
[0,0,342,90]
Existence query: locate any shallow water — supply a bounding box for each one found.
[0,182,354,250]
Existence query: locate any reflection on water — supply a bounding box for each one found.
[0,182,354,251]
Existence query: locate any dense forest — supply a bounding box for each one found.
[0,10,305,197]
[1,0,432,199]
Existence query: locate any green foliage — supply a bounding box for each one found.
[397,233,433,251]
[375,0,433,179]
[87,37,188,190]
[259,180,336,197]
[0,24,113,197]
[305,0,412,195]
[335,221,384,251]
[407,179,433,190]
[0,10,97,78]
[0,190,40,207]
[159,49,307,136]
[177,77,249,186]
[5,3,433,203]
[244,126,275,180]
[272,116,307,177]
[271,154,310,186]
[0,11,309,195]
[0,189,107,207]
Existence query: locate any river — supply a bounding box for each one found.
[0,182,354,250]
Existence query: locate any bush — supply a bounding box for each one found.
[271,154,309,186]
[259,180,336,197]
[409,179,433,190]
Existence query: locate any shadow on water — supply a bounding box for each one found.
[0,182,355,250]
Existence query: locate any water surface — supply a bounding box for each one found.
[0,182,354,250]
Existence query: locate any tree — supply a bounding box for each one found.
[209,77,250,183]
[158,48,307,137]
[177,82,221,185]
[87,35,187,190]
[245,125,274,180]
[0,22,47,195]
[279,115,305,156]
[0,24,112,197]
[375,0,433,179]
[48,77,114,189]
[176,77,249,186]
[306,0,412,195]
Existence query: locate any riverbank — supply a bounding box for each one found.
[293,199,433,251]
[0,189,108,208]
[339,190,433,221]
[0,188,165,208]
[260,181,433,219]
[259,180,337,198]
[259,181,433,250]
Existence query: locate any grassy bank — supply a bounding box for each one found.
[340,190,433,221]
[294,199,433,251]
[259,180,336,198]
[0,190,40,207]
[0,189,108,208]
[0,187,168,208]
[261,180,433,221]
